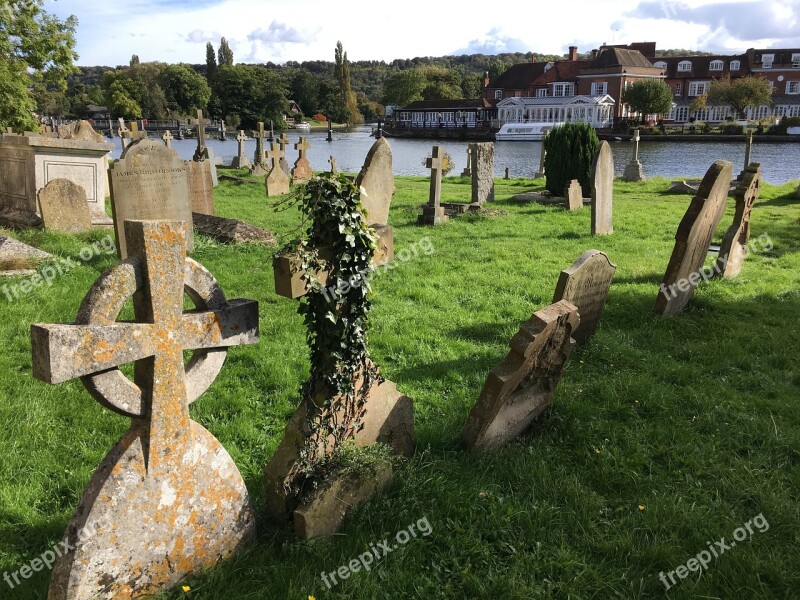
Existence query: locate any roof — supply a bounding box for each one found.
[591,47,658,70]
[536,60,586,84]
[655,54,748,78]
[497,94,615,107]
[489,62,549,89]
[402,98,493,110]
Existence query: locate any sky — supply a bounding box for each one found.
[46,0,800,67]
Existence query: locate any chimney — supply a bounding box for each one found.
[483,71,490,88]
[531,54,537,63]
[569,46,578,61]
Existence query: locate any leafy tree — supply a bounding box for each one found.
[205,42,217,84]
[217,38,234,67]
[159,64,211,116]
[544,121,599,197]
[334,41,361,123]
[461,74,482,99]
[382,68,426,105]
[0,0,78,130]
[212,65,288,129]
[420,66,462,100]
[102,63,169,119]
[130,54,140,67]
[318,79,348,122]
[489,59,512,81]
[290,70,320,116]
[621,79,674,122]
[706,75,772,119]
[355,93,383,120]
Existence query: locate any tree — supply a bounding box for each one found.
[420,66,462,101]
[621,79,674,123]
[382,68,426,106]
[461,74,482,99]
[130,54,140,67]
[205,42,217,83]
[706,75,772,120]
[290,70,320,116]
[318,80,348,122]
[217,38,234,67]
[544,122,599,197]
[102,63,169,119]
[0,0,78,130]
[159,64,211,116]
[489,59,512,81]
[212,65,288,129]
[334,41,361,124]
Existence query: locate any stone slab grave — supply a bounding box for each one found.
[591,141,614,235]
[0,234,52,275]
[265,142,290,197]
[654,160,734,316]
[231,130,250,168]
[192,212,277,245]
[564,179,583,211]
[461,300,580,451]
[30,220,259,599]
[716,163,761,278]
[622,129,645,182]
[417,146,448,226]
[250,122,268,176]
[0,122,113,225]
[552,249,616,345]
[291,137,313,185]
[36,178,92,233]
[108,139,193,258]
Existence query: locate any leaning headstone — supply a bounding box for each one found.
[37,178,92,233]
[250,122,268,176]
[187,160,215,215]
[193,213,277,245]
[552,250,616,345]
[31,220,259,600]
[591,141,614,235]
[461,146,472,177]
[355,137,395,226]
[108,139,193,258]
[265,142,290,197]
[291,136,313,184]
[564,179,583,211]
[654,160,733,316]
[716,163,761,278]
[417,146,448,226]
[471,142,494,204]
[622,130,645,182]
[461,300,580,451]
[230,130,250,168]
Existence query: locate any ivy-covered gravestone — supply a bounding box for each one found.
[264,174,414,539]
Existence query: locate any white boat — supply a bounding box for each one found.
[295,121,310,131]
[495,122,560,141]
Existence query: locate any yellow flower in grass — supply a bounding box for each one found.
[638,505,646,511]
[182,585,191,592]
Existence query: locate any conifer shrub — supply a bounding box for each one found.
[544,122,600,197]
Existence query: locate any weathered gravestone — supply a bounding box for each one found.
[0,234,52,276]
[716,163,761,278]
[461,146,473,177]
[108,139,193,258]
[622,129,645,182]
[128,121,147,142]
[461,300,580,451]
[192,109,209,161]
[654,160,733,316]
[187,160,215,215]
[355,137,395,226]
[552,249,616,345]
[417,146,448,226]
[591,141,614,235]
[37,178,92,233]
[740,130,754,180]
[231,130,250,169]
[265,142,290,197]
[471,142,494,204]
[57,120,104,143]
[535,130,548,178]
[117,118,131,150]
[329,155,338,175]
[291,137,313,184]
[30,220,258,599]
[192,212,277,245]
[250,122,268,176]
[564,179,583,211]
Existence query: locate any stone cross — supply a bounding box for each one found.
[193,109,209,161]
[632,129,640,161]
[129,121,146,141]
[266,142,285,170]
[278,132,290,174]
[716,163,761,278]
[231,130,251,169]
[329,155,338,175]
[31,220,259,599]
[295,136,311,160]
[117,117,131,149]
[250,122,268,175]
[237,130,247,154]
[265,143,290,197]
[417,146,448,225]
[460,146,473,177]
[622,130,645,182]
[161,130,173,148]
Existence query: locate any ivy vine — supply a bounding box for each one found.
[277,173,381,495]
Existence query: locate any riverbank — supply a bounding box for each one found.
[600,133,800,143]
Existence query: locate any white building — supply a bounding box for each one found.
[496,95,616,129]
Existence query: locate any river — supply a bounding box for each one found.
[108,126,800,184]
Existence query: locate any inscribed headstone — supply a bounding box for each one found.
[37,178,92,233]
[187,160,215,215]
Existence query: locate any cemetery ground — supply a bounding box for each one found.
[1,172,799,599]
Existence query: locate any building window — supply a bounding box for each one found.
[793,54,800,68]
[553,83,574,97]
[591,82,607,95]
[399,112,410,121]
[654,61,667,69]
[688,81,709,96]
[678,61,692,72]
[494,90,502,99]
[709,60,724,71]
[536,88,547,97]
[787,81,800,94]
[675,83,682,96]
[762,53,774,68]
[515,91,522,97]
[730,60,741,71]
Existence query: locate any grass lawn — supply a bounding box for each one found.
[1,171,798,599]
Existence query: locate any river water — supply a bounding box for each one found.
[109,126,800,184]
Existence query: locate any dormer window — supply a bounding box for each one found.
[709,60,724,71]
[730,60,741,71]
[653,61,667,69]
[762,53,774,68]
[678,61,692,72]
[494,90,502,99]
[793,54,800,68]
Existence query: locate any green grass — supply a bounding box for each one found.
[1,172,799,599]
